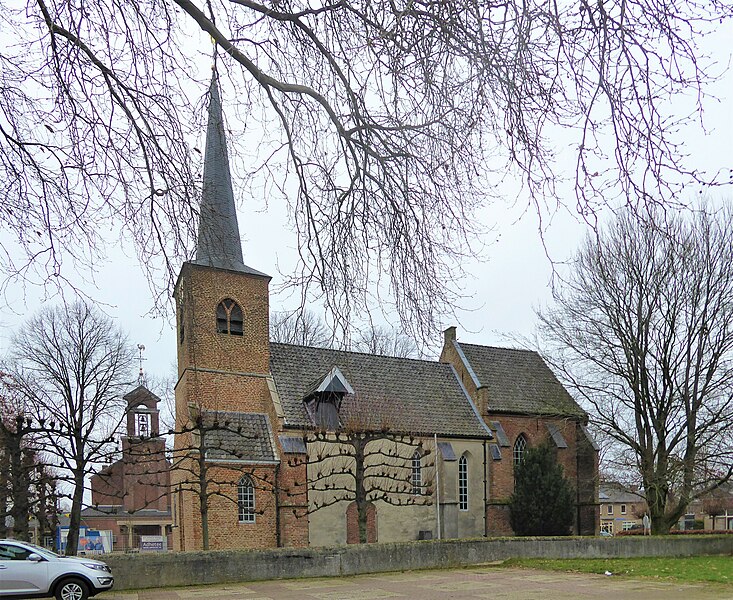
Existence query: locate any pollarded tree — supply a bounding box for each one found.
[540,205,733,533]
[0,371,61,544]
[286,392,433,544]
[1,1,730,340]
[509,442,575,536]
[10,302,135,554]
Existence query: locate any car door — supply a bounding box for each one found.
[0,542,49,596]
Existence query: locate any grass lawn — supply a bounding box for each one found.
[501,556,733,585]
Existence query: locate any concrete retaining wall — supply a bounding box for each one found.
[103,536,733,591]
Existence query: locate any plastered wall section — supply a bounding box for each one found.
[307,437,487,545]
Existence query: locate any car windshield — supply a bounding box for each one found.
[22,542,61,559]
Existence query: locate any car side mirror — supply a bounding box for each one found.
[27,553,43,563]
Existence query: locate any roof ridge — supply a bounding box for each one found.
[458,342,539,354]
[270,341,443,366]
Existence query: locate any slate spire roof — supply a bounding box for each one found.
[194,73,267,277]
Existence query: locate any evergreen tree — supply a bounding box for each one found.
[509,442,574,536]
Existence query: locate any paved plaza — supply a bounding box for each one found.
[98,566,733,600]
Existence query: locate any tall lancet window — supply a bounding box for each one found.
[458,455,468,511]
[217,299,244,336]
[411,450,422,496]
[238,475,255,523]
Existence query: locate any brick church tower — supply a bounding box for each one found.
[171,73,284,551]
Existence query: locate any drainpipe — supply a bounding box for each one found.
[483,440,488,537]
[434,434,441,540]
[275,463,281,547]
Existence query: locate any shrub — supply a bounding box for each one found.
[509,442,575,536]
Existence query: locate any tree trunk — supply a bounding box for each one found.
[66,468,86,556]
[9,436,30,541]
[354,439,367,544]
[198,450,209,550]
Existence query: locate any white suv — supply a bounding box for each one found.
[0,540,113,600]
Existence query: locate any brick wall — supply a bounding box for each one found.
[276,451,309,548]
[346,501,377,543]
[485,414,584,535]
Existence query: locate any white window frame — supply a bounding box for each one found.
[411,451,422,496]
[458,455,468,511]
[238,475,255,523]
[513,434,527,466]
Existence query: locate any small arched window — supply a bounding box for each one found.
[238,475,255,523]
[513,434,527,467]
[411,450,422,496]
[458,455,468,511]
[217,299,244,336]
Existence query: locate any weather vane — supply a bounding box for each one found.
[137,344,146,386]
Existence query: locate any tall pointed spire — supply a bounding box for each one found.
[194,73,248,272]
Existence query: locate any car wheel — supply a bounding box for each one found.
[55,577,89,600]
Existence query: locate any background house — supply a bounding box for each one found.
[599,482,646,534]
[682,483,733,530]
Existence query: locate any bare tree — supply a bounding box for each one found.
[286,393,433,544]
[540,206,733,533]
[1,1,730,339]
[9,302,135,554]
[271,311,419,358]
[270,310,331,347]
[353,326,419,359]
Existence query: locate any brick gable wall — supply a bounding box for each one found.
[441,329,599,536]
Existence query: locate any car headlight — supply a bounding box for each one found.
[83,563,109,572]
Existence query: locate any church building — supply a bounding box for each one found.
[170,75,598,551]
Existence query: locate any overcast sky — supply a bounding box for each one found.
[0,21,731,392]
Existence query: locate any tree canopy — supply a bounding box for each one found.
[540,205,733,533]
[1,0,730,338]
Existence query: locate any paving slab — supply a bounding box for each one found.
[97,566,733,600]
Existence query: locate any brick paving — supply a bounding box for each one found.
[98,567,733,600]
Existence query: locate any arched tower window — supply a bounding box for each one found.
[217,299,244,336]
[513,434,527,467]
[411,450,422,496]
[237,475,255,523]
[458,455,468,511]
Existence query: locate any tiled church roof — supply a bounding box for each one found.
[199,411,279,463]
[270,343,491,438]
[455,342,586,418]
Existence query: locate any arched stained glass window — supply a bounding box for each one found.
[238,475,255,523]
[217,299,244,336]
[513,434,527,467]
